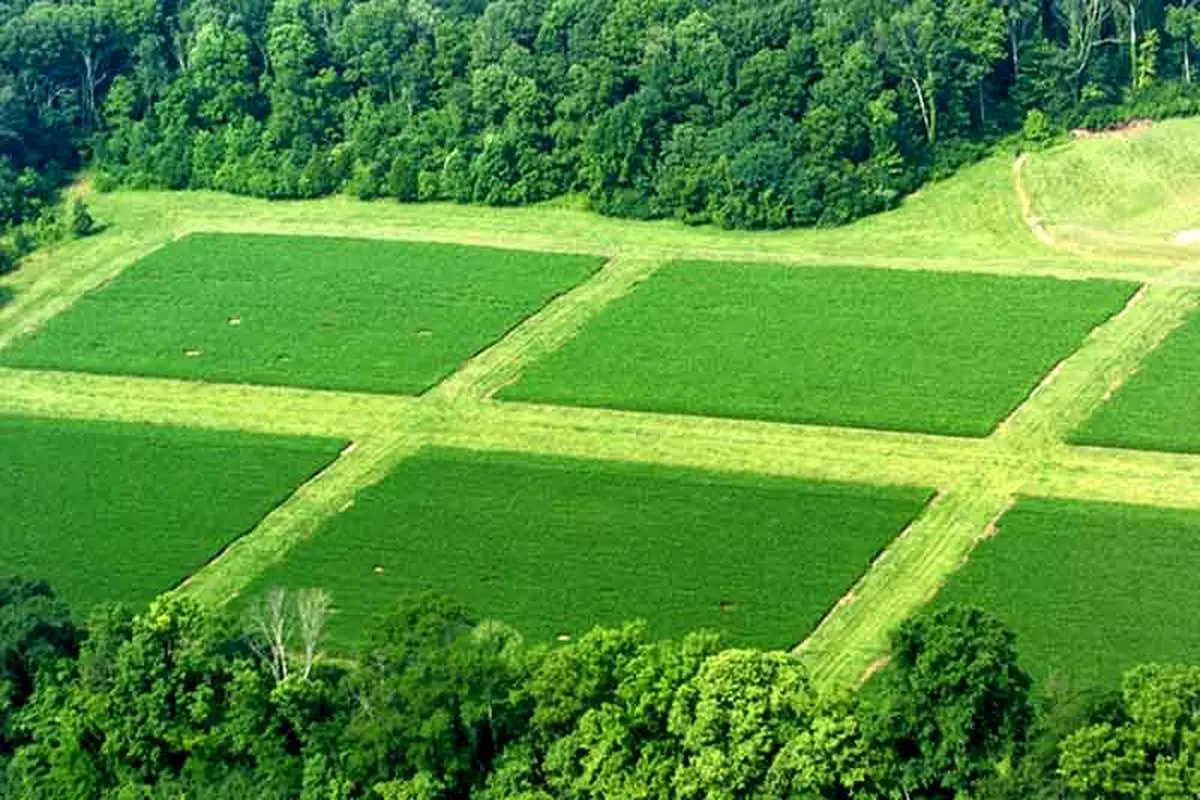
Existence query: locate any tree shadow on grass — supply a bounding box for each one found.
[0,285,12,309]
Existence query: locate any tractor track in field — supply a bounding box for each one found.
[1014,153,1057,248]
[3,187,1200,689]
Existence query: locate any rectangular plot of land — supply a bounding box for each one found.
[0,415,343,609]
[0,234,603,394]
[501,262,1135,436]
[937,498,1200,686]
[241,448,931,651]
[1073,309,1200,453]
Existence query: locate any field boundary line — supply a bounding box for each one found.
[173,434,424,607]
[10,366,1200,511]
[1032,444,1200,510]
[430,400,988,489]
[427,256,665,402]
[187,216,1187,285]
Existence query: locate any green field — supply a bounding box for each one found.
[0,415,342,609]
[1072,308,1200,453]
[241,448,931,650]
[0,233,602,394]
[502,262,1135,436]
[937,498,1200,686]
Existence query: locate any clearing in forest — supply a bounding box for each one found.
[239,448,931,651]
[0,415,342,609]
[502,261,1136,436]
[1072,308,1200,454]
[0,233,603,394]
[936,498,1200,687]
[5,127,1200,689]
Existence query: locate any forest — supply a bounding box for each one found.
[1,575,1197,799]
[3,0,1200,248]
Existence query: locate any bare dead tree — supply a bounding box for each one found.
[1055,0,1120,88]
[246,587,292,684]
[296,588,332,679]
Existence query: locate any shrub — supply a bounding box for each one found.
[34,208,66,246]
[1022,109,1055,150]
[12,226,35,256]
[70,199,95,238]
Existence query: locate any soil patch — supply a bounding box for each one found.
[1071,119,1152,140]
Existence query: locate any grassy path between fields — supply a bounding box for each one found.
[2,173,1200,689]
[175,435,424,606]
[428,256,665,402]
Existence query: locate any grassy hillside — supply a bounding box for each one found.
[1025,117,1200,253]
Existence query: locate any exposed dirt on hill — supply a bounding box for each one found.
[1013,154,1055,247]
[1070,119,1153,140]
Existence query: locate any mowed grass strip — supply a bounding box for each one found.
[937,498,1200,687]
[241,448,931,651]
[0,233,603,394]
[501,262,1135,437]
[0,415,343,610]
[1072,307,1200,453]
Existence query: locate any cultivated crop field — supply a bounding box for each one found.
[938,498,1200,686]
[241,447,931,650]
[502,261,1135,436]
[0,415,342,609]
[1072,308,1200,453]
[0,233,603,394]
[5,127,1200,688]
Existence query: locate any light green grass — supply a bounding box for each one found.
[0,415,343,609]
[1072,306,1200,453]
[0,233,602,394]
[240,448,931,651]
[1024,118,1200,250]
[937,498,1200,687]
[68,150,1190,283]
[80,155,1060,269]
[502,262,1136,436]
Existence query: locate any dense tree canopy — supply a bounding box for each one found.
[3,0,1200,245]
[0,576,1196,799]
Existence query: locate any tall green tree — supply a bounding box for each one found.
[1060,664,1200,797]
[871,605,1033,798]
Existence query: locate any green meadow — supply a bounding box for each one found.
[1073,309,1200,453]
